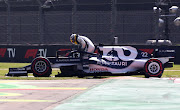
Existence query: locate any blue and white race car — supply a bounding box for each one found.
[7,34,175,78]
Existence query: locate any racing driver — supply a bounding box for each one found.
[70,34,95,53]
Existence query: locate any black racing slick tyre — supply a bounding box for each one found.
[144,59,164,78]
[31,57,52,77]
[77,71,85,78]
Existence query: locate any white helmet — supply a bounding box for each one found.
[70,34,78,44]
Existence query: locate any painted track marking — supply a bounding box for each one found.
[53,78,180,110]
[0,99,56,102]
[0,92,22,96]
[0,87,87,90]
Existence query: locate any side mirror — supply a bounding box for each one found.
[174,17,180,26]
[169,6,179,14]
[153,7,162,13]
[159,18,164,27]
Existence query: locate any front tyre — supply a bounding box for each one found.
[31,57,52,77]
[144,59,164,78]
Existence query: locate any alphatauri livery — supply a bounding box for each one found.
[7,34,175,78]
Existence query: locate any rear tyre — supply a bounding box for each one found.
[77,71,85,78]
[59,66,75,77]
[31,57,52,77]
[144,59,164,78]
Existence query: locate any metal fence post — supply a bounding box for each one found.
[72,0,77,34]
[155,1,160,45]
[111,0,117,43]
[37,0,44,44]
[4,0,11,44]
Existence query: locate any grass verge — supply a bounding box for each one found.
[0,63,179,79]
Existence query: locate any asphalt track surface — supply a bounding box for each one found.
[0,79,105,110]
[1,77,180,110]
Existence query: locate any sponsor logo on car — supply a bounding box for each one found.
[97,60,128,66]
[89,68,108,72]
[55,58,80,62]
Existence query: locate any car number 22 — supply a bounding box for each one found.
[141,52,148,57]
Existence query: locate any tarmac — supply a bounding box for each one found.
[1,77,180,110]
[0,79,105,110]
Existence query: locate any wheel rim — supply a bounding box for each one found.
[35,61,47,73]
[148,62,160,74]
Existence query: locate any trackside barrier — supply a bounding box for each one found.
[0,45,179,64]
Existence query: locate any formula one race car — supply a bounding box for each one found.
[7,34,175,78]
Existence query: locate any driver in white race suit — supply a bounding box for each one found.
[70,34,95,53]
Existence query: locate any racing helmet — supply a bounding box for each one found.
[70,34,78,44]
